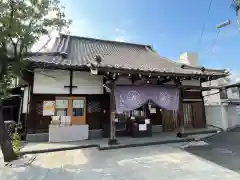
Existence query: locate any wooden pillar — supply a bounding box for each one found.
[175,80,184,136]
[108,83,118,145]
[69,70,73,95]
[178,87,184,134]
[64,70,77,95]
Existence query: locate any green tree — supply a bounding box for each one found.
[0,0,71,162]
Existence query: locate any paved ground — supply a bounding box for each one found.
[20,133,215,154]
[1,144,240,180]
[185,127,240,174]
[0,150,3,168]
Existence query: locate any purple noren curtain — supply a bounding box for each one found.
[114,86,179,113]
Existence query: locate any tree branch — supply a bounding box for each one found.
[8,0,17,57]
[19,20,34,57]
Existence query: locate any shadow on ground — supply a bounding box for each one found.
[184,127,240,173]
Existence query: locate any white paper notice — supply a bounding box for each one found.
[60,116,66,125]
[145,119,150,124]
[73,100,81,108]
[79,100,84,108]
[43,101,55,116]
[56,100,68,108]
[150,108,156,114]
[139,124,147,131]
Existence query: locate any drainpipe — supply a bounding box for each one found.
[16,96,23,133]
[220,103,228,131]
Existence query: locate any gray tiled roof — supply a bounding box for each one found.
[30,34,227,76]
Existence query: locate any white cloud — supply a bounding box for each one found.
[31,18,95,52]
[115,28,125,34]
[69,19,94,37]
[115,36,127,42]
[114,27,130,42]
[229,70,240,82]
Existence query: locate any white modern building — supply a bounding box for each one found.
[178,52,240,131]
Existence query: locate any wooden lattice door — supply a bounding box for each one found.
[183,103,193,127]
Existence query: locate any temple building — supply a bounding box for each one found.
[20,34,228,142]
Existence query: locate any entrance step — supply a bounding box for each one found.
[26,133,48,142]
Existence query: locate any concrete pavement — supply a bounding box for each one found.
[0,149,3,168]
[1,144,240,180]
[185,127,240,174]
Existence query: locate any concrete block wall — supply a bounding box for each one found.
[205,104,240,131]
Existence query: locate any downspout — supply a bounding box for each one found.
[16,96,23,133]
[24,85,31,140]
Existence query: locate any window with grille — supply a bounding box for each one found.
[36,101,43,115]
[88,101,101,113]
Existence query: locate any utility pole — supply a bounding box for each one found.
[216,20,231,29]
[231,0,240,26]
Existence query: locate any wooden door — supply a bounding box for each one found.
[192,101,206,128]
[55,97,86,125]
[162,109,178,131]
[68,97,86,125]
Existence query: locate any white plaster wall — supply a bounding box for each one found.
[72,71,103,94]
[33,69,69,94]
[202,80,221,105]
[226,88,240,99]
[22,86,29,113]
[203,89,221,105]
[164,80,200,86]
[205,104,240,130]
[227,105,240,128]
[205,105,227,130]
[182,80,200,86]
[33,69,103,94]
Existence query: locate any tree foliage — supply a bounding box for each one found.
[0,0,71,162]
[0,0,71,98]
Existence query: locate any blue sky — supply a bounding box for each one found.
[61,0,240,78]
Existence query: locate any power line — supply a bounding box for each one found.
[196,0,214,51]
[208,29,221,56]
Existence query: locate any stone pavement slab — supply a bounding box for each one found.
[20,132,216,155]
[0,150,4,168]
[1,144,240,180]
